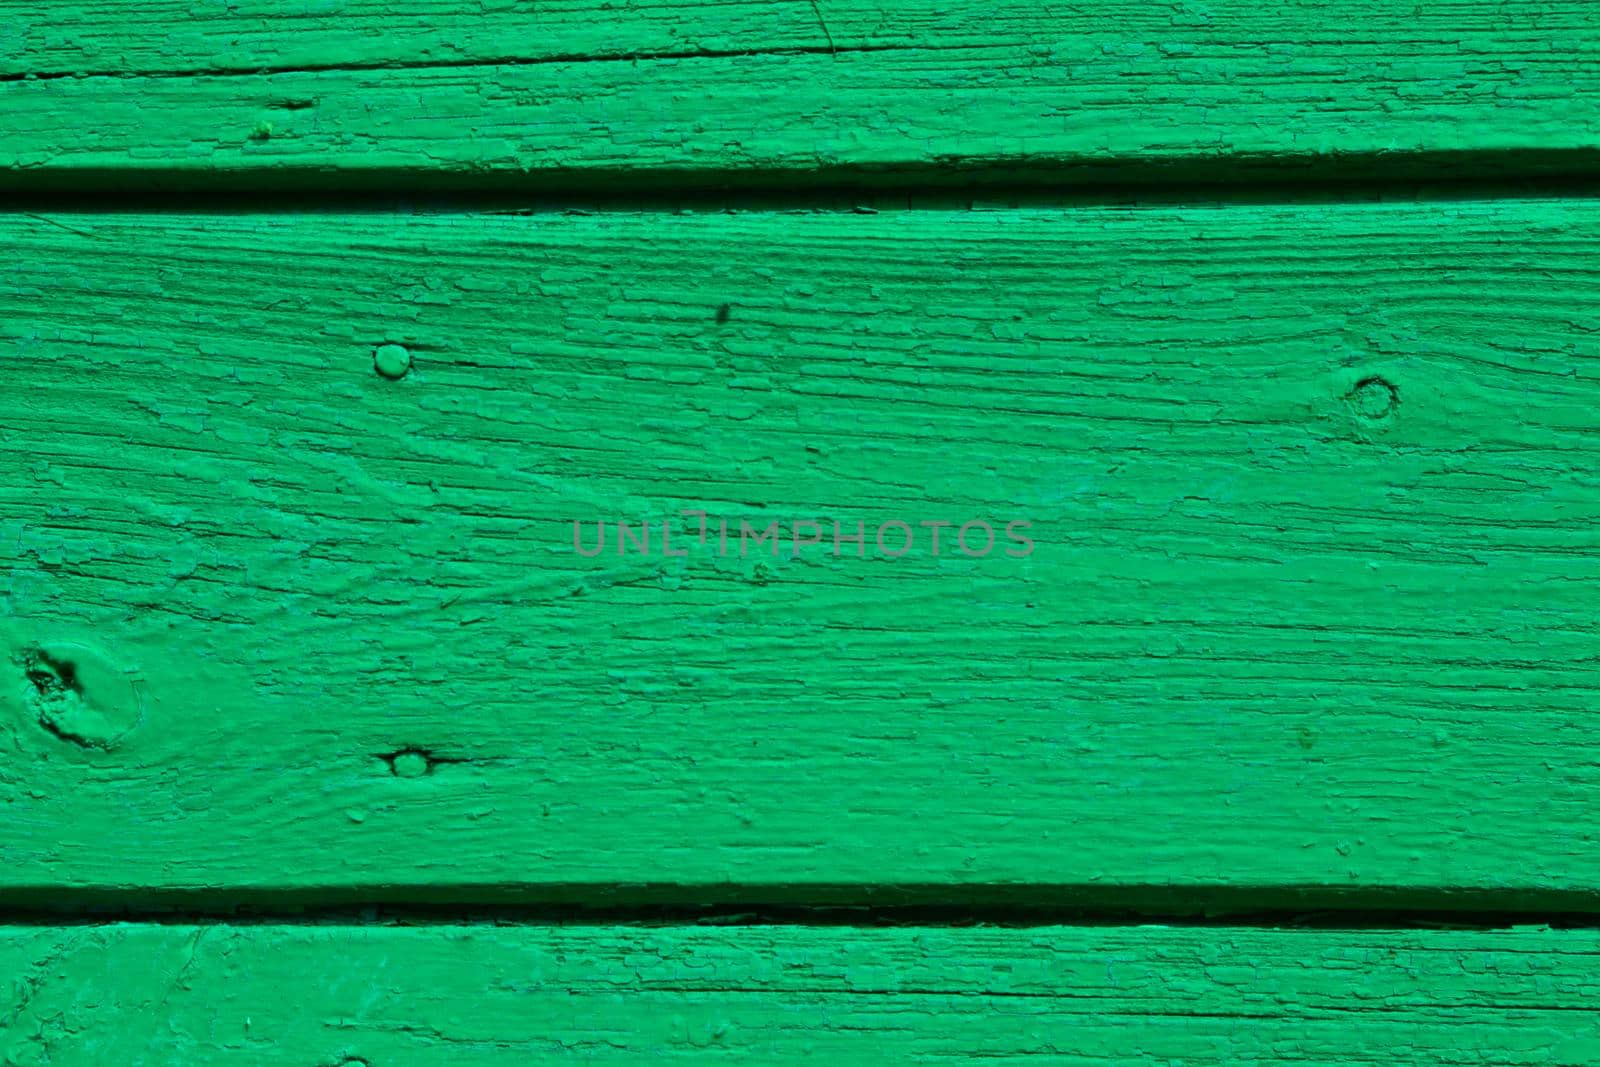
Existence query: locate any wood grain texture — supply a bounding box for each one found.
[7,923,1600,1064]
[4,201,1600,900]
[4,1,1600,186]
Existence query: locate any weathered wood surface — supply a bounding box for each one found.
[6,923,1600,1063]
[4,201,1600,900]
[4,1,1600,186]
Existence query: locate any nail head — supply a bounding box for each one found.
[374,343,412,380]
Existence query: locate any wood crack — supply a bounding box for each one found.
[0,40,980,85]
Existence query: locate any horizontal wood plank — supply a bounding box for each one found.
[3,202,1600,900]
[4,2,1600,186]
[7,924,1600,1063]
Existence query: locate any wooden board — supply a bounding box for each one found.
[5,1,1600,187]
[7,923,1600,1063]
[4,201,1600,902]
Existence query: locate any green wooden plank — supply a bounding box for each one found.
[4,1,1599,186]
[3,201,1600,901]
[6,923,1600,1063]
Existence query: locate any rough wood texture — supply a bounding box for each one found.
[4,1,1600,186]
[5,923,1600,1063]
[4,201,1600,901]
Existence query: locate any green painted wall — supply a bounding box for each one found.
[4,2,1600,1060]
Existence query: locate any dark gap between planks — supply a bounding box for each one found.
[3,151,1600,208]
[10,886,1600,929]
